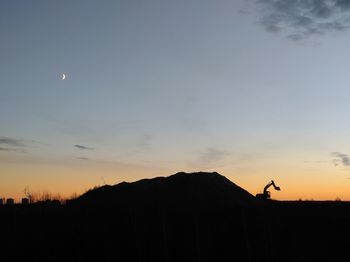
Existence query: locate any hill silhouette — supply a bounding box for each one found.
[77,171,256,207]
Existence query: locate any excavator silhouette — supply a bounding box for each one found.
[256,180,281,200]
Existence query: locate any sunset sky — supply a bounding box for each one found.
[2,0,350,201]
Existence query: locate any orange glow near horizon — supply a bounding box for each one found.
[2,159,350,202]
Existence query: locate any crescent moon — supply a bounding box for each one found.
[62,74,66,80]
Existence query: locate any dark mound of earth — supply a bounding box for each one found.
[76,171,256,207]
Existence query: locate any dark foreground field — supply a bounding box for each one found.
[1,172,349,262]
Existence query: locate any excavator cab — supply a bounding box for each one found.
[265,191,271,198]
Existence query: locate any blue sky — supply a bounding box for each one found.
[2,0,350,199]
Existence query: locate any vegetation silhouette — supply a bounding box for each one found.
[0,171,350,261]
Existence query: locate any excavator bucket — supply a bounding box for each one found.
[275,186,281,191]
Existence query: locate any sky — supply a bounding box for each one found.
[2,0,350,200]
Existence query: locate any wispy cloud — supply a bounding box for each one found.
[255,0,350,40]
[74,144,94,150]
[189,147,231,169]
[76,157,90,161]
[0,147,25,153]
[199,148,231,164]
[0,136,30,153]
[136,134,152,149]
[332,152,350,167]
[0,136,26,147]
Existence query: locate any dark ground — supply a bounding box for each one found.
[1,172,349,262]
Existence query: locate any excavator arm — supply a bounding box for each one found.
[263,180,280,194]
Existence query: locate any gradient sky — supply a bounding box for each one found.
[2,0,350,200]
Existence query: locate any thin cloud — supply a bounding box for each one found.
[0,147,25,153]
[0,136,26,147]
[190,147,231,169]
[199,148,231,163]
[0,136,30,153]
[74,144,94,150]
[76,157,90,161]
[255,0,350,40]
[137,134,152,149]
[332,152,350,167]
